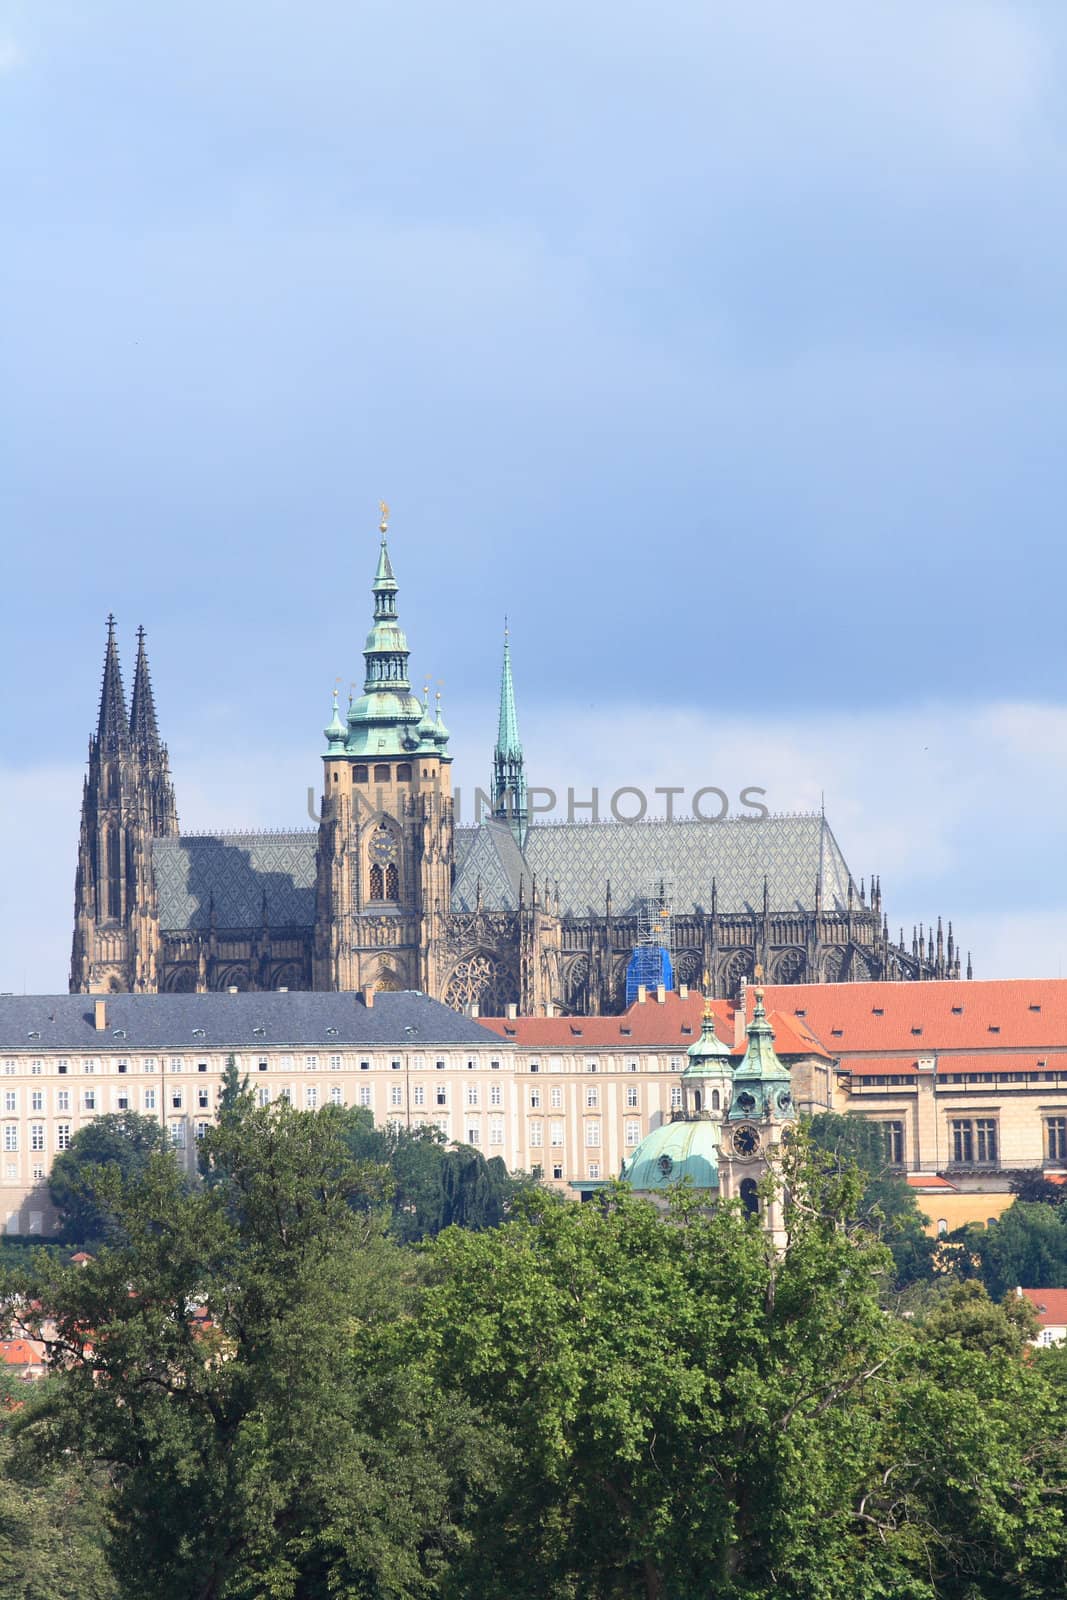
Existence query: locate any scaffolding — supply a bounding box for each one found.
[625,879,675,1005]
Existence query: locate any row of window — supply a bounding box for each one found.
[880,1116,1067,1166]
[1,1053,695,1078]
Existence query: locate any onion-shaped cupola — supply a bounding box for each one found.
[727,984,796,1125]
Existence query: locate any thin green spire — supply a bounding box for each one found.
[492,619,527,841]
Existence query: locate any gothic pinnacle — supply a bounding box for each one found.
[97,614,130,752]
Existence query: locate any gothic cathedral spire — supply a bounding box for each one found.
[70,618,176,994]
[492,621,527,842]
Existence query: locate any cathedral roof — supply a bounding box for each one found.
[153,833,317,931]
[455,812,852,917]
[0,990,495,1052]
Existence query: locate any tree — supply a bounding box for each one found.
[8,1100,494,1600]
[48,1112,168,1246]
[970,1200,1067,1299]
[807,1112,937,1287]
[414,1144,1067,1600]
[1007,1170,1067,1206]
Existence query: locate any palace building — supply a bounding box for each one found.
[70,511,964,1011]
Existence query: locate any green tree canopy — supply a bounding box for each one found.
[48,1111,169,1246]
[806,1112,936,1287]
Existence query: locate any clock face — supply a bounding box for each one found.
[731,1124,761,1159]
[370,828,398,866]
[657,1154,674,1176]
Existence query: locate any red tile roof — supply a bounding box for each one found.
[839,1056,920,1077]
[1020,1288,1067,1327]
[0,1340,42,1367]
[752,978,1067,1055]
[905,1175,956,1190]
[479,991,832,1059]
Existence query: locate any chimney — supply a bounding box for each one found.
[679,983,689,1000]
[277,986,288,993]
[637,985,647,1005]
[469,1003,480,1018]
[656,984,666,1004]
[507,1003,518,1020]
[94,998,107,1032]
[733,1003,746,1050]
[362,986,374,1009]
[227,986,238,995]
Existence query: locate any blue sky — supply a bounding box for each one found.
[3,1,1067,989]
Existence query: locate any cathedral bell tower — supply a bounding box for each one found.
[70,619,178,993]
[491,622,527,843]
[716,978,798,1250]
[313,506,454,995]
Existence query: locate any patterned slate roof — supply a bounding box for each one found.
[452,821,529,912]
[153,833,317,931]
[0,990,496,1052]
[460,813,853,917]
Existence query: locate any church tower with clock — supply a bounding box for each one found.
[717,979,798,1250]
[312,506,455,996]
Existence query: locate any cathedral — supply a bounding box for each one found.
[70,512,965,1011]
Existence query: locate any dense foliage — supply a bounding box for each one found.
[1,1107,1065,1598]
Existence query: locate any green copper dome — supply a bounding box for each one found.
[621,1118,720,1193]
[685,1004,734,1078]
[324,690,347,754]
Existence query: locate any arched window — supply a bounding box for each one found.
[936,1218,948,1237]
[740,1178,760,1217]
[694,1090,702,1112]
[374,763,390,783]
[353,766,368,783]
[711,1089,720,1110]
[385,862,399,900]
[369,864,384,899]
[397,763,412,782]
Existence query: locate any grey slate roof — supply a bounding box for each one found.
[456,814,854,917]
[0,991,499,1054]
[153,833,317,931]
[152,817,854,932]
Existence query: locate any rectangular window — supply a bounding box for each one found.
[2,1062,14,1077]
[56,1123,71,1151]
[625,1119,641,1146]
[552,1163,563,1181]
[30,1124,44,1153]
[952,1120,974,1164]
[30,1061,42,1076]
[529,1087,541,1109]
[413,1085,425,1107]
[626,1085,639,1108]
[169,1120,186,1148]
[3,1126,17,1152]
[627,1060,639,1072]
[82,1060,95,1075]
[279,1087,292,1105]
[116,1091,129,1111]
[392,1060,402,1073]
[305,1085,318,1108]
[882,1120,904,1166]
[305,1055,318,1071]
[550,1120,564,1147]
[30,1091,42,1112]
[530,1121,543,1147]
[1047,1117,1067,1162]
[83,1090,96,1111]
[195,1121,210,1142]
[257,1086,270,1107]
[3,1092,15,1113]
[588,1163,601,1180]
[359,1086,372,1108]
[144,1088,156,1110]
[466,1125,481,1147]
[171,1088,184,1110]
[57,1089,70,1112]
[585,1121,601,1147]
[280,1056,293,1071]
[390,1085,403,1108]
[490,1118,504,1147]
[586,1060,598,1074]
[976,1119,997,1164]
[490,1084,502,1107]
[330,1085,343,1106]
[168,1058,182,1073]
[585,1086,599,1108]
[329,1055,342,1071]
[198,1089,210,1109]
[670,1086,682,1110]
[466,1085,479,1107]
[550,1086,562,1109]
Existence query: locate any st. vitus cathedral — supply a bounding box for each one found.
[70,512,966,1012]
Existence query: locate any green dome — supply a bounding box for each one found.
[621,1118,719,1193]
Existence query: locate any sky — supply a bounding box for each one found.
[3,0,1067,990]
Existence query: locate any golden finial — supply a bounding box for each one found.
[378,500,389,534]
[702,968,713,1021]
[754,961,765,983]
